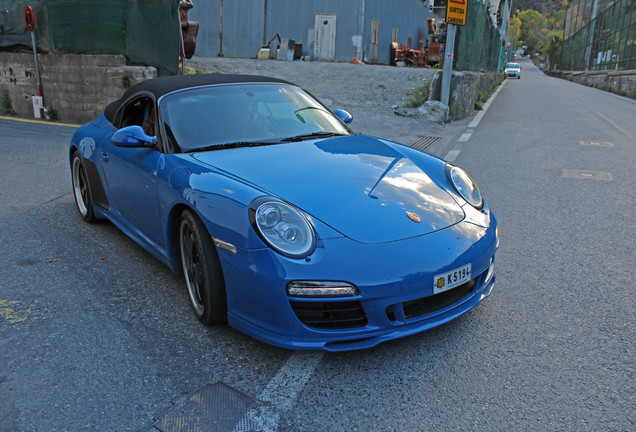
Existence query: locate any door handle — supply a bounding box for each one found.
[101,152,109,162]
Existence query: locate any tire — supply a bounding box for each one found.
[179,210,227,326]
[71,150,96,222]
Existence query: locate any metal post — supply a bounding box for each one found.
[585,0,599,70]
[506,0,514,63]
[263,0,267,46]
[217,0,224,57]
[440,23,456,115]
[497,0,510,71]
[179,22,186,75]
[30,31,42,97]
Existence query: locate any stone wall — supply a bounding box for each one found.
[0,53,157,124]
[429,70,503,120]
[546,69,636,99]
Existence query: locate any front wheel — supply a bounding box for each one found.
[179,210,227,326]
[71,150,96,222]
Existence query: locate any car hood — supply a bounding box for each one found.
[191,135,465,244]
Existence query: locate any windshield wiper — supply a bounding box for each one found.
[281,132,347,142]
[185,140,282,153]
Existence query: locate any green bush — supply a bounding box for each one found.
[1,87,16,116]
[45,107,58,121]
[120,74,131,89]
[404,83,430,108]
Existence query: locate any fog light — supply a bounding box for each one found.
[287,281,358,297]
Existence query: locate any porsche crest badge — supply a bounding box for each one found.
[407,212,421,223]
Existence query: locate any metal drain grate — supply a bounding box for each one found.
[148,382,259,432]
[408,136,443,152]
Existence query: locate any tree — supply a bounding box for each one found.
[509,16,522,52]
[544,30,563,69]
[518,9,548,53]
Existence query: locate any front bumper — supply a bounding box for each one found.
[219,213,498,351]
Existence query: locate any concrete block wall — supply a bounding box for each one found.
[429,70,502,119]
[0,53,157,124]
[547,69,636,99]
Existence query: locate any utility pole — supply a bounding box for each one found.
[440,24,456,109]
[585,0,599,70]
[440,0,468,120]
[497,0,510,71]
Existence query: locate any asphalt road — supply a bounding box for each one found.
[1,58,634,431]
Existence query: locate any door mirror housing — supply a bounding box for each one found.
[111,126,157,148]
[333,108,353,124]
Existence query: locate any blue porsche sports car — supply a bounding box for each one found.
[70,74,498,351]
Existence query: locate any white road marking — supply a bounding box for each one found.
[458,132,472,142]
[562,169,613,181]
[579,140,614,147]
[444,150,460,162]
[469,79,507,129]
[234,351,324,432]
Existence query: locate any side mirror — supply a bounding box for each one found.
[111,125,157,148]
[333,108,353,124]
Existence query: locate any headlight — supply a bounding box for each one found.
[445,164,483,209]
[250,198,315,258]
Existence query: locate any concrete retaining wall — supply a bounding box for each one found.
[0,53,157,124]
[429,70,503,119]
[546,69,636,99]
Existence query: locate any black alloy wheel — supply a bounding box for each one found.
[179,210,227,326]
[71,150,96,222]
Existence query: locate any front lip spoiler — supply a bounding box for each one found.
[227,273,496,352]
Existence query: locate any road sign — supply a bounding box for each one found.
[446,0,468,26]
[25,6,34,32]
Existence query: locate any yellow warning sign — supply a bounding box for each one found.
[446,0,468,26]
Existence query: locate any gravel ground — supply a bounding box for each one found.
[186,57,469,149]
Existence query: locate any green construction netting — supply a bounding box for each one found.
[0,0,180,75]
[455,0,502,72]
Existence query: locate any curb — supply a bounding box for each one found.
[0,115,79,128]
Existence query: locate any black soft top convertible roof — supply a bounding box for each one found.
[104,74,292,122]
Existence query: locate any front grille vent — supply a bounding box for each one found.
[290,300,367,329]
[387,279,476,322]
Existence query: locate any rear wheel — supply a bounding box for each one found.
[71,150,96,222]
[179,210,227,325]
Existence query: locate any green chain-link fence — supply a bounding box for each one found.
[562,0,636,71]
[455,0,502,72]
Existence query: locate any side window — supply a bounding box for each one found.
[114,96,156,137]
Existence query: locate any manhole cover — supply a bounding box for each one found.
[148,382,259,432]
[408,136,442,152]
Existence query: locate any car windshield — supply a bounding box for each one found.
[507,63,520,69]
[159,83,351,152]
